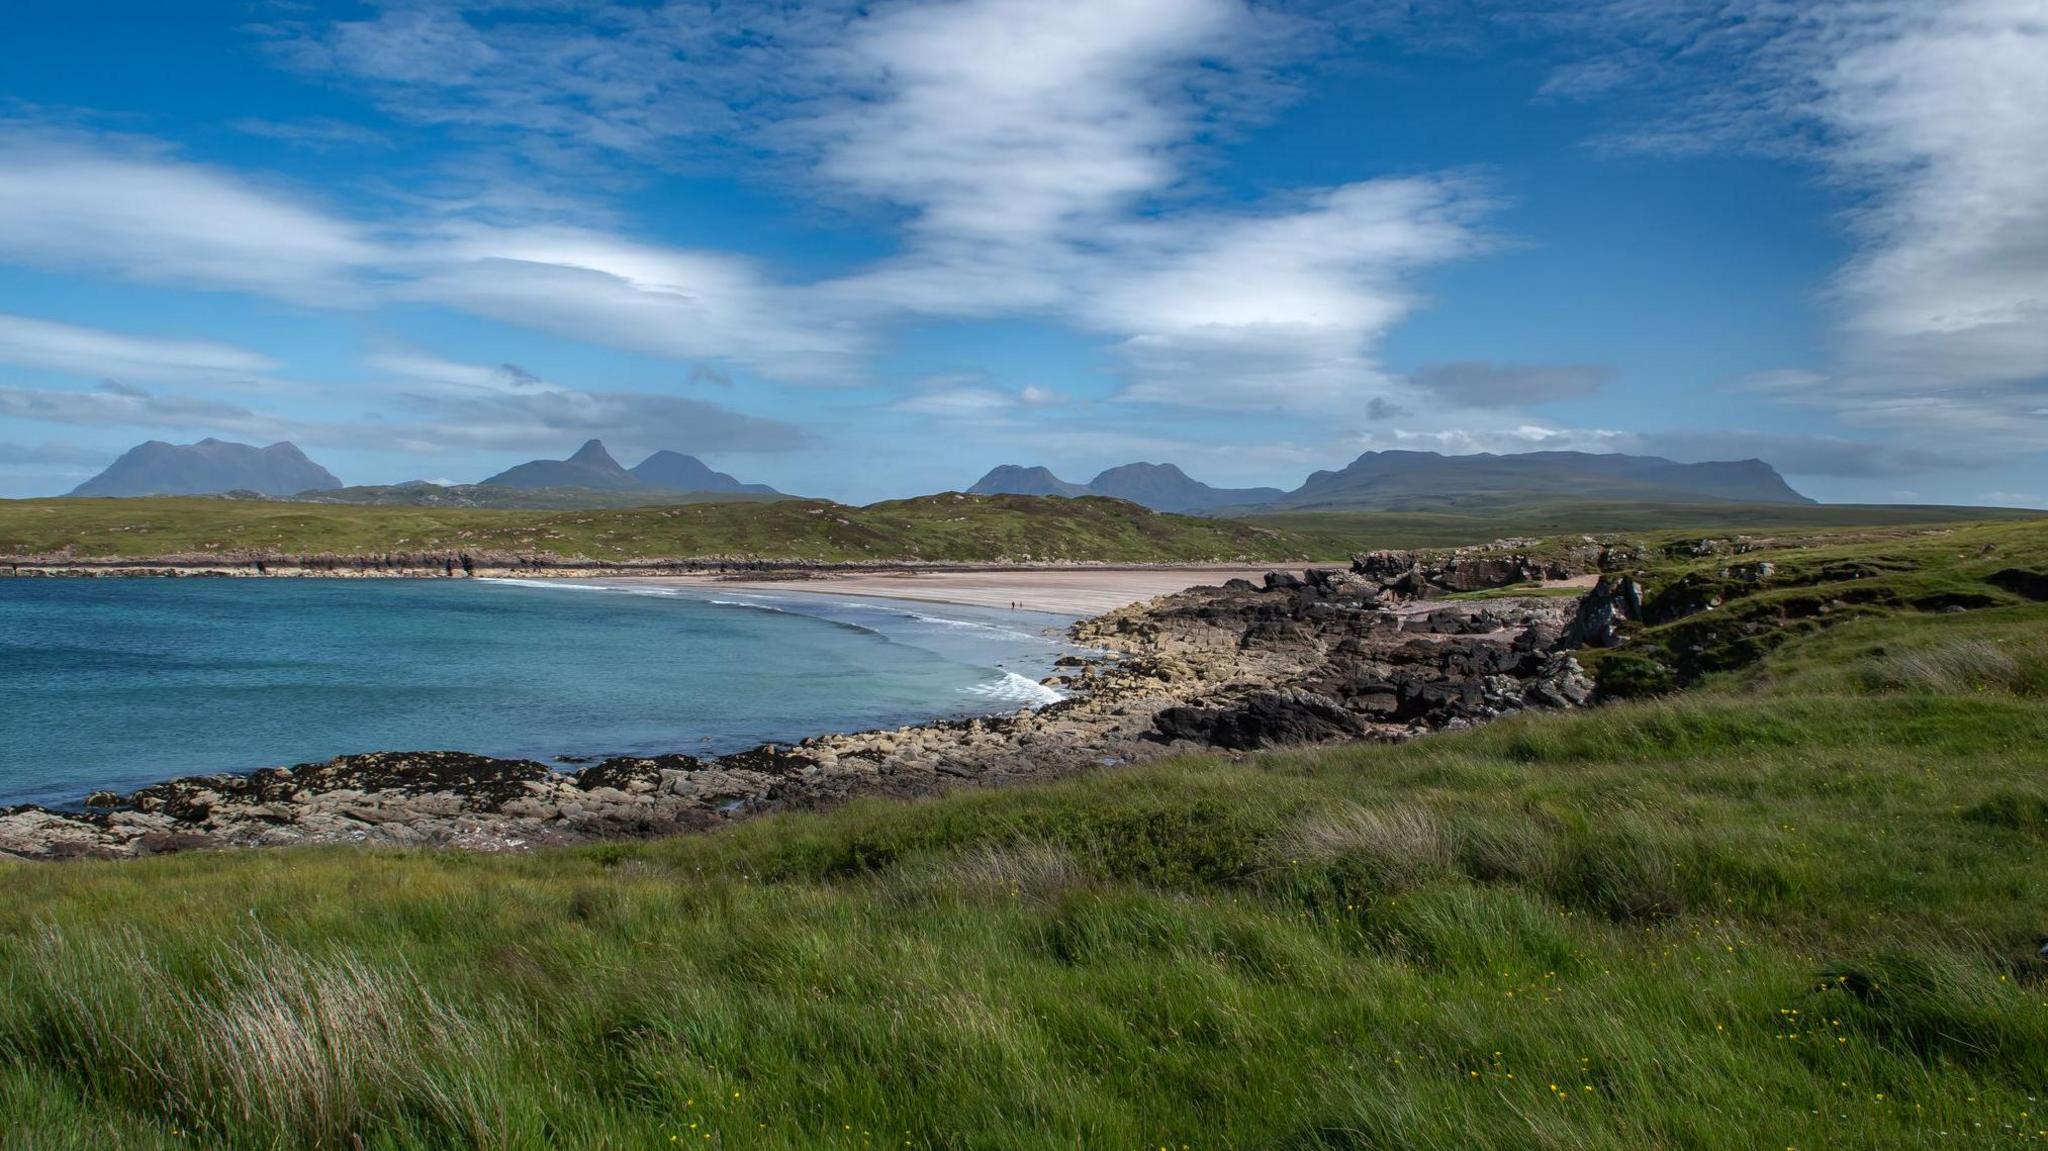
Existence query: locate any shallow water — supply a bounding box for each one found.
[0,578,1081,807]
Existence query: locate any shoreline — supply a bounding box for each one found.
[604,567,1280,617]
[1,547,1616,862]
[3,561,1291,617]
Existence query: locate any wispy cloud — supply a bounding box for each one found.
[254,0,1489,415]
[0,312,277,385]
[892,375,1066,420]
[366,351,810,455]
[0,126,380,304]
[0,440,104,467]
[1546,0,2048,456]
[1410,361,1611,408]
[0,381,285,437]
[231,117,392,151]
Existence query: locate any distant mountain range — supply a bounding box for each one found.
[481,440,778,495]
[62,438,1811,512]
[969,450,1813,512]
[968,462,1283,513]
[66,438,782,504]
[69,439,342,498]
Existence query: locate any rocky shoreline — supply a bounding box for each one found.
[0,547,1630,862]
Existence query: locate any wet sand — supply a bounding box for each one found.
[639,566,1282,616]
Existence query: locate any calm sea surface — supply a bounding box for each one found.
[0,578,1080,807]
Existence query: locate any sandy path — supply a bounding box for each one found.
[636,567,1283,617]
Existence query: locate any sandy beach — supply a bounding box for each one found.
[636,566,1283,616]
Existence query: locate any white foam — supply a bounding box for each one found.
[897,611,1043,641]
[964,671,1066,708]
[479,578,684,598]
[708,598,786,613]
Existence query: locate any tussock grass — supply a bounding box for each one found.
[3,928,503,1148]
[1866,637,2048,696]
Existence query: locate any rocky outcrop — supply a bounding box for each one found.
[1345,539,1644,601]
[1,571,1602,862]
[1561,575,1644,648]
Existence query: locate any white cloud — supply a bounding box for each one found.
[366,350,809,454]
[0,3,1491,433]
[265,1,1484,416]
[0,312,277,385]
[1091,179,1485,412]
[893,377,1069,419]
[0,381,286,437]
[0,128,380,304]
[1816,1,2048,442]
[806,1,1484,411]
[1552,1,2048,456]
[813,0,1244,255]
[401,224,870,385]
[893,387,1019,418]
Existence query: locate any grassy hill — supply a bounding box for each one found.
[1243,499,2042,551]
[4,492,2034,567]
[0,493,1319,565]
[291,484,796,510]
[1,521,2045,1147]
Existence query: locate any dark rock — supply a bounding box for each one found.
[1154,689,1366,750]
[1561,575,1643,648]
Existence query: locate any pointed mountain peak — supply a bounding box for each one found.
[566,439,622,470]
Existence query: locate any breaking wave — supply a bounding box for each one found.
[964,671,1066,708]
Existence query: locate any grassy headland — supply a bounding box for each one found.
[1241,498,2043,551]
[2,521,2046,1148]
[0,493,1320,565]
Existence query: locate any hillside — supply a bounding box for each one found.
[69,439,341,497]
[0,493,1318,564]
[1240,499,2043,549]
[1,521,2044,1147]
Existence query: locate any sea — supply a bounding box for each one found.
[0,578,1083,808]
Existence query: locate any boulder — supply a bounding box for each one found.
[1561,575,1642,648]
[1153,689,1365,750]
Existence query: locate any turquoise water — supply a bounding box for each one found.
[0,578,1080,808]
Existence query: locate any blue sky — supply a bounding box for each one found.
[0,0,2042,505]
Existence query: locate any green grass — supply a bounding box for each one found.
[1243,499,2041,552]
[8,494,2035,566]
[1584,518,2048,695]
[5,529,2048,1147]
[0,493,1321,564]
